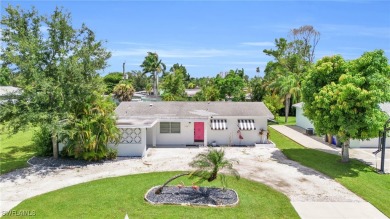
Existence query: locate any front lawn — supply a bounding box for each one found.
[0,126,35,174]
[276,116,296,125]
[270,127,390,217]
[4,172,299,219]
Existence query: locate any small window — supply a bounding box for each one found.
[238,119,255,130]
[160,122,181,133]
[160,122,170,133]
[210,119,227,130]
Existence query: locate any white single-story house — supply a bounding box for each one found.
[293,102,390,148]
[110,101,274,157]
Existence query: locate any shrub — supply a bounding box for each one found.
[32,126,52,156]
[106,148,118,160]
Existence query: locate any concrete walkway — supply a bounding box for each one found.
[271,125,388,219]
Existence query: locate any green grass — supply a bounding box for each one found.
[4,172,299,219]
[0,126,36,174]
[270,127,390,217]
[276,116,296,125]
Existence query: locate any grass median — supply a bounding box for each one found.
[4,171,299,219]
[270,126,390,217]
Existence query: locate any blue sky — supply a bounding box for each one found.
[2,1,390,78]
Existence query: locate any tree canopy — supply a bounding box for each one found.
[302,50,390,162]
[0,6,116,159]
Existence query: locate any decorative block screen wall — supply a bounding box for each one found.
[120,128,142,144]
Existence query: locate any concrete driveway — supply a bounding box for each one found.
[0,146,387,219]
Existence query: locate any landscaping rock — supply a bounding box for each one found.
[145,186,239,207]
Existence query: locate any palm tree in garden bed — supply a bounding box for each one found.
[154,148,240,194]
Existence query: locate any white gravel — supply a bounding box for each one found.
[0,145,364,214]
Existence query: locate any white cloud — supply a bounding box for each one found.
[112,48,258,58]
[240,42,274,47]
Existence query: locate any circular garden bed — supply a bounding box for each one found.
[145,186,239,207]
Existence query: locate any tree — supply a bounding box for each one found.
[268,73,301,123]
[263,94,284,120]
[215,70,246,101]
[290,25,320,63]
[0,6,111,159]
[302,51,390,162]
[61,93,120,161]
[250,76,266,101]
[169,63,190,85]
[155,148,240,194]
[263,35,315,122]
[103,72,123,94]
[128,70,149,91]
[112,83,135,102]
[160,68,186,101]
[140,52,166,97]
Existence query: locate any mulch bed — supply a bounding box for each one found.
[145,186,239,207]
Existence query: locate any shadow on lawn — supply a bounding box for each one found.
[0,144,36,175]
[0,155,107,182]
[272,147,374,180]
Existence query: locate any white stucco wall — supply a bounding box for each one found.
[295,107,314,130]
[109,128,147,157]
[207,116,268,146]
[350,137,390,148]
[155,120,204,145]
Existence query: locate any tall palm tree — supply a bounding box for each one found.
[140,52,166,97]
[154,148,240,194]
[269,73,301,123]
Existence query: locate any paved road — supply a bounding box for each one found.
[271,125,388,219]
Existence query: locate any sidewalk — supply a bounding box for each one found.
[271,125,388,219]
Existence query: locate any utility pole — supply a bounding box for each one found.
[123,62,126,80]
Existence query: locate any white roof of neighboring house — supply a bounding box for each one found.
[380,103,390,116]
[0,86,21,96]
[185,89,201,97]
[292,102,303,108]
[293,102,390,116]
[115,102,274,121]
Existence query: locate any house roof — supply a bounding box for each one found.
[0,86,21,96]
[293,102,390,116]
[115,102,274,120]
[292,102,303,108]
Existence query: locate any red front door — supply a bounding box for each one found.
[194,122,204,142]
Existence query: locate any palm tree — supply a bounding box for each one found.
[140,52,166,97]
[154,148,240,194]
[269,73,301,123]
[112,83,135,102]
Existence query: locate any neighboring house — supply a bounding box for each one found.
[293,102,390,148]
[110,102,274,156]
[0,86,21,104]
[292,102,314,131]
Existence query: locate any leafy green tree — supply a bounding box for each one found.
[263,94,284,120]
[61,93,120,161]
[169,63,190,85]
[263,35,315,122]
[250,76,266,101]
[215,70,246,101]
[112,83,135,102]
[103,72,123,94]
[302,51,390,162]
[140,52,166,97]
[0,6,111,158]
[128,70,149,91]
[155,148,240,194]
[160,68,186,101]
[193,80,221,101]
